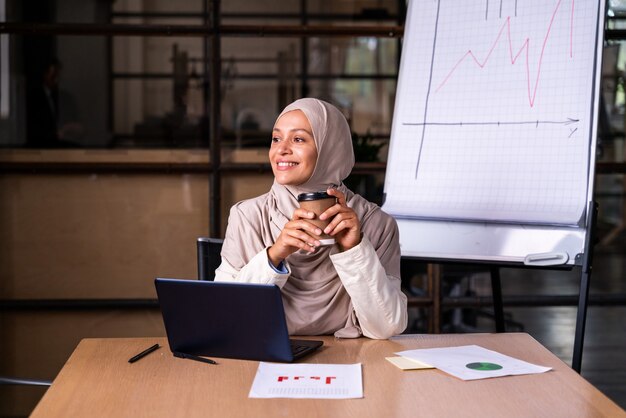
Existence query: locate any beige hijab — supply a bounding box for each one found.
[222,98,400,337]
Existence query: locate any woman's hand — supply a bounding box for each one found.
[320,188,361,252]
[267,208,322,267]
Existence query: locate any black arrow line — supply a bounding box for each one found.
[403,117,579,127]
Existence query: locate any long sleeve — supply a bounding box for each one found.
[216,191,407,338]
[215,248,290,288]
[215,196,290,286]
[330,235,408,339]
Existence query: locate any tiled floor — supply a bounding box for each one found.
[408,239,626,409]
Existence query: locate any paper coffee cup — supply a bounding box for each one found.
[297,191,337,245]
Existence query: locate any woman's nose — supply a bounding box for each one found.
[276,140,292,154]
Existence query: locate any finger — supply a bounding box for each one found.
[328,219,349,236]
[324,212,356,235]
[271,238,307,261]
[291,208,316,221]
[281,230,321,251]
[284,225,323,244]
[327,219,358,237]
[321,189,348,221]
[320,201,358,221]
[327,187,347,205]
[285,219,324,237]
[319,203,344,221]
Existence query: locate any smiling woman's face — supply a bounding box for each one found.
[269,110,318,186]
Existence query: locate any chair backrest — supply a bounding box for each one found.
[196,237,224,281]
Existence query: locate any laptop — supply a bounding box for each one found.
[155,278,323,362]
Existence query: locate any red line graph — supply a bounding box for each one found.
[434,0,574,108]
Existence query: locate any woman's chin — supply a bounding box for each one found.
[274,176,301,186]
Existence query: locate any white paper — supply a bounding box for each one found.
[396,345,551,381]
[249,362,363,399]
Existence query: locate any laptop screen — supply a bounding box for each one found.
[155,278,321,362]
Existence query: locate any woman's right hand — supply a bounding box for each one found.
[267,208,322,268]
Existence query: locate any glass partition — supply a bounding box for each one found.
[2,0,401,151]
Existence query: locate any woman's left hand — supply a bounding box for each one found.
[319,188,361,252]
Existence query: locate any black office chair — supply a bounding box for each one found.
[196,237,224,281]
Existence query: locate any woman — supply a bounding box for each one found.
[215,98,407,339]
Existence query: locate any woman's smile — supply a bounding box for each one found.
[275,160,300,169]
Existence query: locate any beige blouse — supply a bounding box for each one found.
[215,237,407,339]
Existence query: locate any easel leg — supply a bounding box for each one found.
[572,268,591,373]
[572,201,597,373]
[490,267,505,332]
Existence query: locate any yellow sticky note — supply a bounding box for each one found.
[385,356,434,370]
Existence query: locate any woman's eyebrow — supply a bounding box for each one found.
[273,127,313,136]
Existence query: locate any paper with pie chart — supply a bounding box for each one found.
[395,345,551,380]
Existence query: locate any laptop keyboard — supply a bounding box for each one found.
[290,342,310,356]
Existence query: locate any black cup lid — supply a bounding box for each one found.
[297,191,332,201]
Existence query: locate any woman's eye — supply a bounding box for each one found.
[271,137,280,143]
[293,137,304,143]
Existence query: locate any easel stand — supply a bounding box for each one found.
[406,202,597,374]
[483,202,597,373]
[572,202,598,373]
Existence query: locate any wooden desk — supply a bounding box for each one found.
[31,333,624,418]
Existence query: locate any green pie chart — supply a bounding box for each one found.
[465,362,503,371]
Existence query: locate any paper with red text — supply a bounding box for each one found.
[249,362,363,399]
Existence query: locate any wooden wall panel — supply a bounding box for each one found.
[0,173,209,299]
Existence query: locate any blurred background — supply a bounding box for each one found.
[0,0,625,415]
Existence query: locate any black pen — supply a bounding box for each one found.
[173,351,218,365]
[128,343,160,363]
